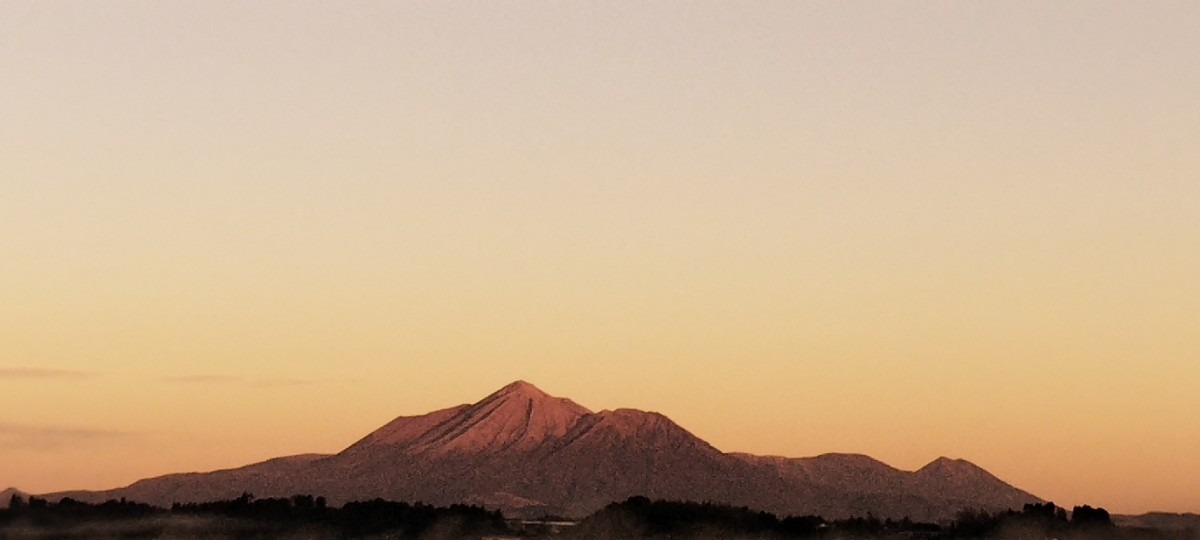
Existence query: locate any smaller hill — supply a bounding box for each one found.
[913,456,1040,511]
[1115,512,1200,531]
[1,488,28,508]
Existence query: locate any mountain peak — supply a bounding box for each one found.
[398,381,591,455]
[557,408,723,458]
[913,457,1043,508]
[496,380,547,397]
[485,380,555,403]
[592,408,669,434]
[917,456,987,476]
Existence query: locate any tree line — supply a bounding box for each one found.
[570,498,1188,540]
[3,492,505,538]
[3,492,1193,540]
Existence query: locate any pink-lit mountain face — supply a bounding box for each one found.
[345,381,592,456]
[45,381,1040,520]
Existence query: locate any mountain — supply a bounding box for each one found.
[1114,512,1200,531]
[912,456,1036,511]
[43,381,1040,520]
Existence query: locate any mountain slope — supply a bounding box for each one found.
[913,456,1040,511]
[402,380,592,455]
[48,454,333,506]
[40,381,1041,520]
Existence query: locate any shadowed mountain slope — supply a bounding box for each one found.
[43,381,1040,520]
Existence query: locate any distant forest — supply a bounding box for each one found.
[2,492,1195,540]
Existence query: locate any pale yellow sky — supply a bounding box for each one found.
[2,1,1198,514]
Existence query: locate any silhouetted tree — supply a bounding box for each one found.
[1022,502,1069,524]
[573,497,832,539]
[1072,505,1114,528]
[951,508,1001,537]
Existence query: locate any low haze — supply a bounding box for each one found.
[2,1,1197,515]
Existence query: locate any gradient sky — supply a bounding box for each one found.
[2,1,1198,515]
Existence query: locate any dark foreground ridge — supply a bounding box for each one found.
[3,493,1195,540]
[1,492,505,539]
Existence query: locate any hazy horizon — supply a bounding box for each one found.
[3,1,1198,515]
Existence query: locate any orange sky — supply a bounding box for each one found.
[2,1,1198,515]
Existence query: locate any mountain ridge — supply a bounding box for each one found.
[41,381,1041,520]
